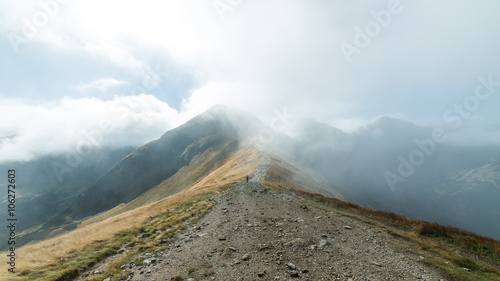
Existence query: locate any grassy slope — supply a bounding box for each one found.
[0,146,260,281]
[3,147,500,281]
[17,139,239,246]
[84,140,239,224]
[261,156,500,281]
[262,153,345,200]
[296,191,500,281]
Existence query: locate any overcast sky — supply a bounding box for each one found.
[1,0,499,163]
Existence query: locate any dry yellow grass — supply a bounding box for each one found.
[189,145,261,191]
[261,152,345,200]
[0,146,261,281]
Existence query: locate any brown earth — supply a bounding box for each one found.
[116,181,450,281]
[76,153,452,281]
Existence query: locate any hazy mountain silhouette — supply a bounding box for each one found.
[66,105,262,220]
[289,117,500,239]
[0,146,134,250]
[8,106,500,249]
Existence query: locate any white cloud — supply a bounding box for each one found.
[75,78,128,93]
[4,0,500,109]
[1,0,499,162]
[0,95,182,163]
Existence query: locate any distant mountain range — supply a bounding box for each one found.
[2,105,499,250]
[0,146,135,248]
[290,116,500,239]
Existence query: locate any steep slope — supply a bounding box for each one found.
[260,152,345,200]
[67,105,262,220]
[87,145,261,223]
[1,146,263,281]
[5,108,500,279]
[73,151,499,281]
[3,147,500,281]
[0,146,134,251]
[17,106,265,247]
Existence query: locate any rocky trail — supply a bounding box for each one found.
[83,154,452,281]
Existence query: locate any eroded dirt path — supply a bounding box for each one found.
[123,154,449,281]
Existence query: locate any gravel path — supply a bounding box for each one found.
[122,154,449,281]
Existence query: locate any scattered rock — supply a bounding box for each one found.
[143,259,152,266]
[319,239,330,247]
[285,238,306,248]
[257,244,271,251]
[108,173,448,281]
[286,263,296,270]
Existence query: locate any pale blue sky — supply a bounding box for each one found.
[1,0,499,162]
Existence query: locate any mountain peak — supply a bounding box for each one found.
[356,116,431,139]
[371,116,416,129]
[199,104,257,122]
[188,105,264,139]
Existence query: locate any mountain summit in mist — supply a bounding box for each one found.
[67,105,262,219]
[4,105,500,248]
[2,105,500,281]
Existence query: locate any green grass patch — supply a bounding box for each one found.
[18,191,219,281]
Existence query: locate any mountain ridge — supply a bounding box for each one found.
[4,147,499,281]
[7,105,500,252]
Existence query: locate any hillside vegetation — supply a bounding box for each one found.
[2,148,499,280]
[0,147,260,281]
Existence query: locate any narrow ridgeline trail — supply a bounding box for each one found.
[106,153,451,280]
